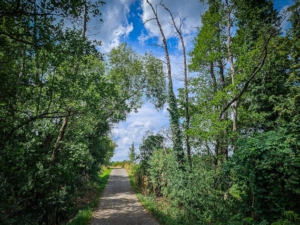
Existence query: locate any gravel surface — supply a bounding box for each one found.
[90,168,159,225]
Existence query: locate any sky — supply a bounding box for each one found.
[88,0,293,162]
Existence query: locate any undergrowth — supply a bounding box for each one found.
[126,163,178,225]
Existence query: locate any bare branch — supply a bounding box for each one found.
[143,17,156,25]
[147,43,164,49]
[146,0,172,86]
[161,2,191,166]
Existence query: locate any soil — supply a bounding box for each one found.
[90,168,159,225]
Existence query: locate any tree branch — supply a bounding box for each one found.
[218,32,274,120]
[0,31,33,45]
[143,17,157,25]
[4,111,74,142]
[52,112,70,163]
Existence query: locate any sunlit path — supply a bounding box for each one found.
[90,168,159,225]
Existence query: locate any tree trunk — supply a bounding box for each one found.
[82,1,88,40]
[161,3,191,167]
[225,0,238,132]
[210,62,217,93]
[146,0,184,166]
[52,116,68,163]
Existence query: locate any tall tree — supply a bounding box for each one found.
[189,0,280,164]
[189,0,230,162]
[146,0,185,167]
[160,2,192,167]
[128,142,137,164]
[231,0,282,133]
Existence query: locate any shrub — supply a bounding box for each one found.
[228,130,300,224]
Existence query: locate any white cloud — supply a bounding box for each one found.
[92,0,135,53]
[121,137,132,145]
[138,31,150,45]
[108,22,133,49]
[111,103,169,161]
[140,0,206,41]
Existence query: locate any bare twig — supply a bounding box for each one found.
[143,17,157,24]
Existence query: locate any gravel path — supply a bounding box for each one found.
[90,168,159,225]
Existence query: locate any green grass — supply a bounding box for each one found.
[68,168,112,225]
[134,193,182,225]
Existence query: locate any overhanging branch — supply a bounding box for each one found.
[218,31,275,120]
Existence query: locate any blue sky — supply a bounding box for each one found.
[91,0,293,161]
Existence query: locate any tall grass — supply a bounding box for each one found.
[125,163,175,225]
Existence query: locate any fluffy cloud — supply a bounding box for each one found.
[137,31,150,45]
[111,103,169,161]
[140,0,206,46]
[93,0,136,53]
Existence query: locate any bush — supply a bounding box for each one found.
[146,149,235,224]
[131,130,300,224]
[228,130,300,224]
[111,160,128,168]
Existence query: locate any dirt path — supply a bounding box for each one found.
[90,168,159,225]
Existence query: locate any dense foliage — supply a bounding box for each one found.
[130,0,300,225]
[0,1,166,224]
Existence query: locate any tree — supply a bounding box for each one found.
[128,142,137,164]
[229,0,281,133]
[189,0,280,162]
[139,132,165,163]
[160,2,192,168]
[146,0,184,167]
[107,43,167,113]
[189,0,230,163]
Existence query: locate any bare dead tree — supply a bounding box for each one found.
[160,2,192,168]
[145,0,184,167]
[145,1,173,90]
